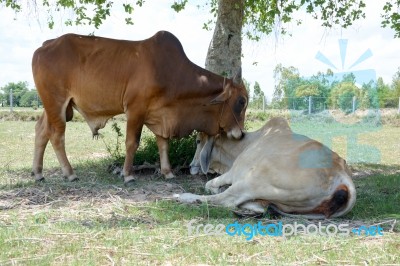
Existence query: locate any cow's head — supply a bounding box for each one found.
[190,132,214,175]
[189,132,233,175]
[210,68,248,139]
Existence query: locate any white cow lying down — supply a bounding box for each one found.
[175,117,356,219]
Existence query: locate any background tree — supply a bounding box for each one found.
[3,0,400,86]
[329,79,360,112]
[251,81,265,109]
[391,67,400,98]
[342,73,357,84]
[5,0,398,36]
[272,64,301,108]
[376,77,395,108]
[204,0,243,76]
[0,91,4,107]
[3,1,400,111]
[0,81,30,107]
[382,0,400,37]
[295,83,319,98]
[306,70,335,111]
[360,81,379,109]
[19,89,40,108]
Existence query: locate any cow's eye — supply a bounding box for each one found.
[196,139,201,144]
[239,97,246,107]
[234,96,247,114]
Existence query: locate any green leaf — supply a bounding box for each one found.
[171,0,188,13]
[123,3,134,14]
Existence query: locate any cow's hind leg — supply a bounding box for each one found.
[48,113,76,181]
[156,136,175,179]
[32,113,50,181]
[122,115,144,185]
[43,100,76,181]
[33,102,76,182]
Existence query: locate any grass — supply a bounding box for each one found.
[0,109,399,265]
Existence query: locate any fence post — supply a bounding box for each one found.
[10,89,13,112]
[308,96,312,115]
[352,96,356,114]
[398,97,400,114]
[262,96,265,112]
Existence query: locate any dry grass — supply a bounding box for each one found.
[0,112,399,265]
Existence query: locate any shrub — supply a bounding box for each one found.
[103,122,125,165]
[135,133,197,167]
[104,122,197,168]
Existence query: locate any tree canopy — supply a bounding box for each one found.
[0,81,40,107]
[270,64,400,111]
[2,0,400,38]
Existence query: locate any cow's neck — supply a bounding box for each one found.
[173,63,226,99]
[214,129,263,169]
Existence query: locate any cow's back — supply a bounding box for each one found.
[32,33,145,90]
[232,118,350,192]
[32,32,194,130]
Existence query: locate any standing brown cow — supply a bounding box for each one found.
[32,31,248,184]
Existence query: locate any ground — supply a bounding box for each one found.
[0,108,399,265]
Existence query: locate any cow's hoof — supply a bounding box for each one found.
[233,209,264,219]
[164,172,175,179]
[124,176,136,186]
[66,174,79,182]
[205,186,220,195]
[205,181,220,194]
[35,176,45,183]
[32,172,45,182]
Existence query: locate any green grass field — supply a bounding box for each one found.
[0,108,399,265]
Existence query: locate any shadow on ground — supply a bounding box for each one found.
[0,160,399,229]
[0,158,219,210]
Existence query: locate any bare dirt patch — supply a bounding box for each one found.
[0,164,395,213]
[0,170,213,211]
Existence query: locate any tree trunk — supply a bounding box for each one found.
[205,0,244,77]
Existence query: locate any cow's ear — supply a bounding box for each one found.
[209,86,232,105]
[232,67,242,86]
[200,135,215,174]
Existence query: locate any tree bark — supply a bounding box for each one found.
[205,0,244,77]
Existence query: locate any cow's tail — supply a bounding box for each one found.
[268,180,356,220]
[329,179,356,218]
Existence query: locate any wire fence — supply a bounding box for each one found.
[249,96,400,114]
[2,90,400,115]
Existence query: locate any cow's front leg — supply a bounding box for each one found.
[205,172,234,194]
[122,117,143,185]
[176,180,253,208]
[156,135,175,179]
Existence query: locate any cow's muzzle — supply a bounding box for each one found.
[190,165,200,175]
[227,127,243,139]
[189,158,201,175]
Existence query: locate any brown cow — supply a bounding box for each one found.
[176,117,356,219]
[32,31,248,184]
